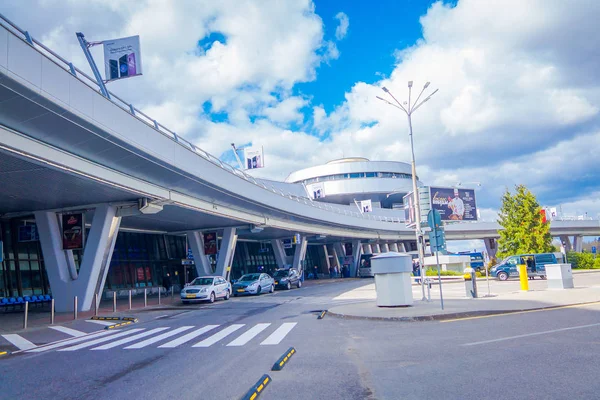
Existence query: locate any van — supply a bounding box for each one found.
[358,254,374,277]
[490,253,557,281]
[458,251,485,272]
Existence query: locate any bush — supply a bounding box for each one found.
[425,269,462,276]
[567,251,595,269]
[594,257,600,269]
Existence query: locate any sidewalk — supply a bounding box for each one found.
[327,272,600,321]
[0,292,181,334]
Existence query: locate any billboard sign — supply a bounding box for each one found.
[203,232,218,255]
[62,213,85,250]
[403,192,416,228]
[311,183,325,199]
[103,35,143,81]
[244,146,264,170]
[429,187,478,221]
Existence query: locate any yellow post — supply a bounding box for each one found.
[518,264,529,291]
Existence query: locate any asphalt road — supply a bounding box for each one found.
[1,278,600,400]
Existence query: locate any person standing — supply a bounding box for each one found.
[162,273,172,294]
[313,265,319,280]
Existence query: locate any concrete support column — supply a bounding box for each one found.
[292,235,308,277]
[484,238,497,260]
[215,228,237,280]
[351,240,362,277]
[381,243,390,253]
[389,243,399,252]
[271,239,288,268]
[560,236,572,252]
[373,244,381,254]
[188,231,213,276]
[397,242,406,252]
[573,235,583,253]
[322,245,331,271]
[35,204,121,312]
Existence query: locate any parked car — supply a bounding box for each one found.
[180,276,231,304]
[232,273,274,296]
[273,268,302,290]
[491,253,557,281]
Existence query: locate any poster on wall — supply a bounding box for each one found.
[18,225,39,242]
[244,146,264,170]
[312,183,325,199]
[429,187,478,221]
[62,213,85,250]
[103,35,143,81]
[203,232,218,255]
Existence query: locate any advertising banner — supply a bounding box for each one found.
[360,200,372,213]
[62,213,85,250]
[311,183,325,199]
[203,232,218,255]
[429,187,478,221]
[244,146,264,170]
[103,35,143,81]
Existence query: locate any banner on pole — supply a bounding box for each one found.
[203,232,218,255]
[359,200,372,213]
[62,213,85,250]
[311,183,325,199]
[244,146,264,170]
[103,35,143,81]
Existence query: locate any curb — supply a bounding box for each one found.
[240,374,271,400]
[104,320,134,330]
[0,350,9,357]
[271,347,296,371]
[327,300,600,322]
[91,316,120,321]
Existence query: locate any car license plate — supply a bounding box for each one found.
[186,294,195,299]
[237,289,245,293]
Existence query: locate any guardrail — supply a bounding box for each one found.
[0,13,405,225]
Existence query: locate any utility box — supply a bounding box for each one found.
[545,264,574,289]
[371,252,413,307]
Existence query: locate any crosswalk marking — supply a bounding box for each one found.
[91,328,169,350]
[124,326,194,349]
[227,323,271,347]
[2,334,37,350]
[193,324,245,347]
[158,325,220,348]
[48,326,87,337]
[58,329,145,351]
[85,320,116,326]
[28,330,116,353]
[261,322,297,345]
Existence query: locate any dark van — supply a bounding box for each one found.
[490,253,557,281]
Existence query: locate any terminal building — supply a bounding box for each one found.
[0,14,597,311]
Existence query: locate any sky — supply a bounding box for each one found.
[2,0,600,247]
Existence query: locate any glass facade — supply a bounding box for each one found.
[0,217,329,299]
[301,171,415,185]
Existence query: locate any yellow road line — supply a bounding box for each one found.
[440,301,600,323]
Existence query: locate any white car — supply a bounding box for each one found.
[180,276,231,304]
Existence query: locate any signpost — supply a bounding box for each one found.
[427,209,444,310]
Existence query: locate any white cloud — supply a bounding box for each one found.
[334,12,349,40]
[262,96,309,126]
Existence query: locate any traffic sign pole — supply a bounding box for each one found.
[427,209,444,310]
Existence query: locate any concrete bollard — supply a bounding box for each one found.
[95,293,99,316]
[113,292,117,313]
[128,290,132,310]
[144,289,147,308]
[158,287,161,305]
[51,299,55,325]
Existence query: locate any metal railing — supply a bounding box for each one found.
[0,13,407,225]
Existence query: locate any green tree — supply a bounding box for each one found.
[496,185,553,259]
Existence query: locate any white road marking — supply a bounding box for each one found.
[2,334,37,350]
[85,320,117,326]
[192,324,245,347]
[124,326,194,349]
[462,323,600,346]
[58,329,145,351]
[227,323,271,347]
[48,326,87,337]
[27,331,116,353]
[91,328,169,350]
[158,325,220,348]
[260,322,297,345]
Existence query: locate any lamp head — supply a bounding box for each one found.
[424,81,430,89]
[408,81,413,88]
[382,86,389,93]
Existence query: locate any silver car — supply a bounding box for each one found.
[181,276,231,304]
[232,273,275,296]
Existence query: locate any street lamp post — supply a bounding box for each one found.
[377,81,439,301]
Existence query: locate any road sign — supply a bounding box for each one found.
[427,209,446,252]
[427,209,442,229]
[283,239,293,249]
[592,246,597,254]
[187,248,194,260]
